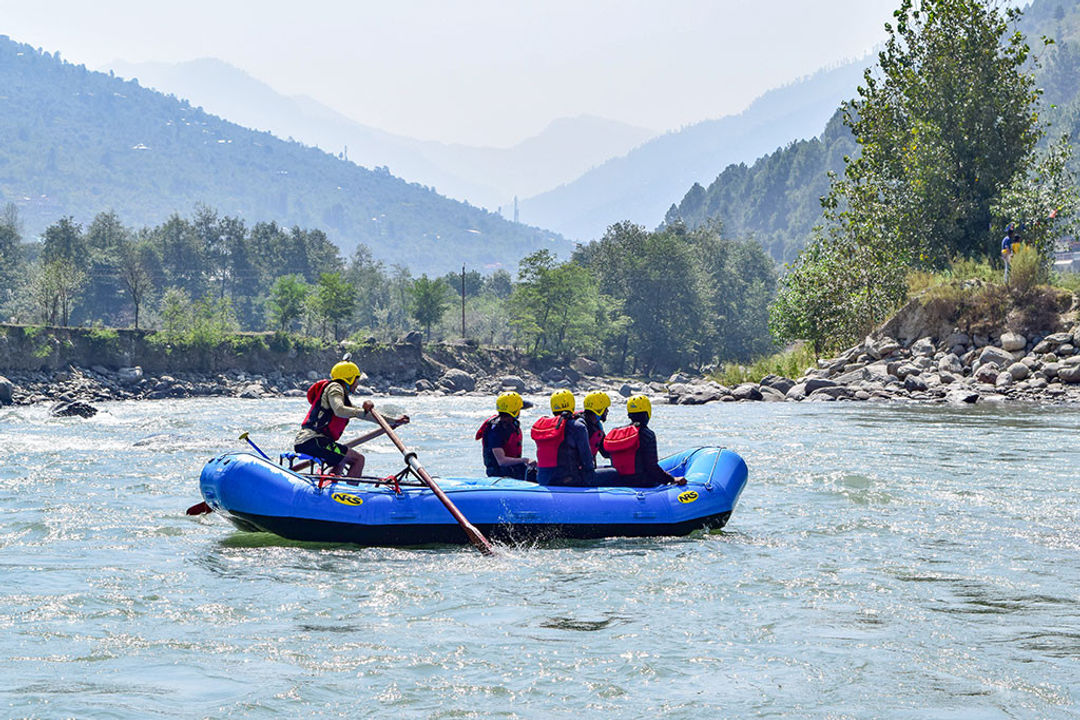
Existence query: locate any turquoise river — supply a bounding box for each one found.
[1,397,1078,718]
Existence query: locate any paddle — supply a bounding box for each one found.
[369,408,495,556]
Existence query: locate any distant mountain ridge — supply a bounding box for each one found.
[0,36,570,272]
[105,58,656,212]
[517,59,870,242]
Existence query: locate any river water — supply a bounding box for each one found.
[1,396,1077,719]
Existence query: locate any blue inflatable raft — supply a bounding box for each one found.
[198,447,747,546]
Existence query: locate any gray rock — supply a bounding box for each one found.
[995,372,1014,388]
[785,383,807,401]
[911,337,936,357]
[1059,343,1076,356]
[938,354,963,375]
[759,386,786,402]
[0,376,12,405]
[118,366,143,385]
[571,357,604,376]
[904,374,928,392]
[238,382,265,399]
[974,364,1001,384]
[866,336,901,359]
[540,368,564,383]
[1000,331,1026,351]
[49,400,98,418]
[1058,364,1080,383]
[804,378,838,394]
[1007,362,1030,381]
[499,375,525,392]
[618,383,638,397]
[973,334,990,348]
[561,366,582,383]
[1045,332,1073,345]
[440,369,476,392]
[415,379,435,392]
[732,383,763,401]
[388,386,417,396]
[978,346,1014,368]
[945,331,970,348]
[403,330,423,347]
[809,385,853,400]
[946,388,980,404]
[759,374,796,395]
[938,371,959,385]
[895,363,921,380]
[668,372,690,384]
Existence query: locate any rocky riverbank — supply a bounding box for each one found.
[666,324,1080,406]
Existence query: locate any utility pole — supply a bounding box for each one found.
[461,264,466,339]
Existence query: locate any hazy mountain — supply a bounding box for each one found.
[0,36,569,273]
[105,58,655,211]
[518,60,870,242]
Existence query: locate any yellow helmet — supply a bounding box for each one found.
[627,394,652,419]
[550,389,575,414]
[331,361,361,386]
[496,391,524,418]
[583,391,611,415]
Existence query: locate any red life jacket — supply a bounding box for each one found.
[603,425,640,475]
[475,415,523,458]
[301,379,350,440]
[577,411,604,459]
[530,414,568,468]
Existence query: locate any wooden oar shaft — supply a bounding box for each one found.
[370,410,494,556]
[290,425,390,473]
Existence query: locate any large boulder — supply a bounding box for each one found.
[1007,362,1030,381]
[1058,364,1080,383]
[732,383,763,401]
[804,378,838,394]
[911,337,936,357]
[570,356,604,376]
[973,363,1001,384]
[1000,332,1027,351]
[759,374,795,395]
[403,331,424,347]
[938,354,963,375]
[946,388,980,404]
[49,400,98,418]
[904,374,928,392]
[866,336,901,360]
[978,346,1014,368]
[498,375,526,392]
[0,376,12,405]
[439,369,476,392]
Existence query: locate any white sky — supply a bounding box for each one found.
[1,0,903,146]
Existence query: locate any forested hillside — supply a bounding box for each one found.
[670,0,1080,263]
[0,36,569,273]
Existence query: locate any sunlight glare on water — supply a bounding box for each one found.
[1,397,1078,718]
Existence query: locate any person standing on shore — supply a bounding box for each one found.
[1001,224,1017,283]
[476,391,536,479]
[294,360,407,478]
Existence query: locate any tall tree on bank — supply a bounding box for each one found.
[772,0,1073,353]
[409,275,452,340]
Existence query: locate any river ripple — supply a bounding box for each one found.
[0,397,1077,718]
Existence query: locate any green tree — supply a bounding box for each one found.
[267,275,310,332]
[0,203,23,302]
[119,239,158,329]
[310,272,356,340]
[837,0,1043,265]
[409,274,452,340]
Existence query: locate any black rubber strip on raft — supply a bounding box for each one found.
[223,510,732,546]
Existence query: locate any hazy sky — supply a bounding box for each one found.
[1,0,903,146]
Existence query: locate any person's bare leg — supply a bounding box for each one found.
[343,449,365,478]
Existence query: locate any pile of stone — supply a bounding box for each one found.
[665,324,1080,405]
